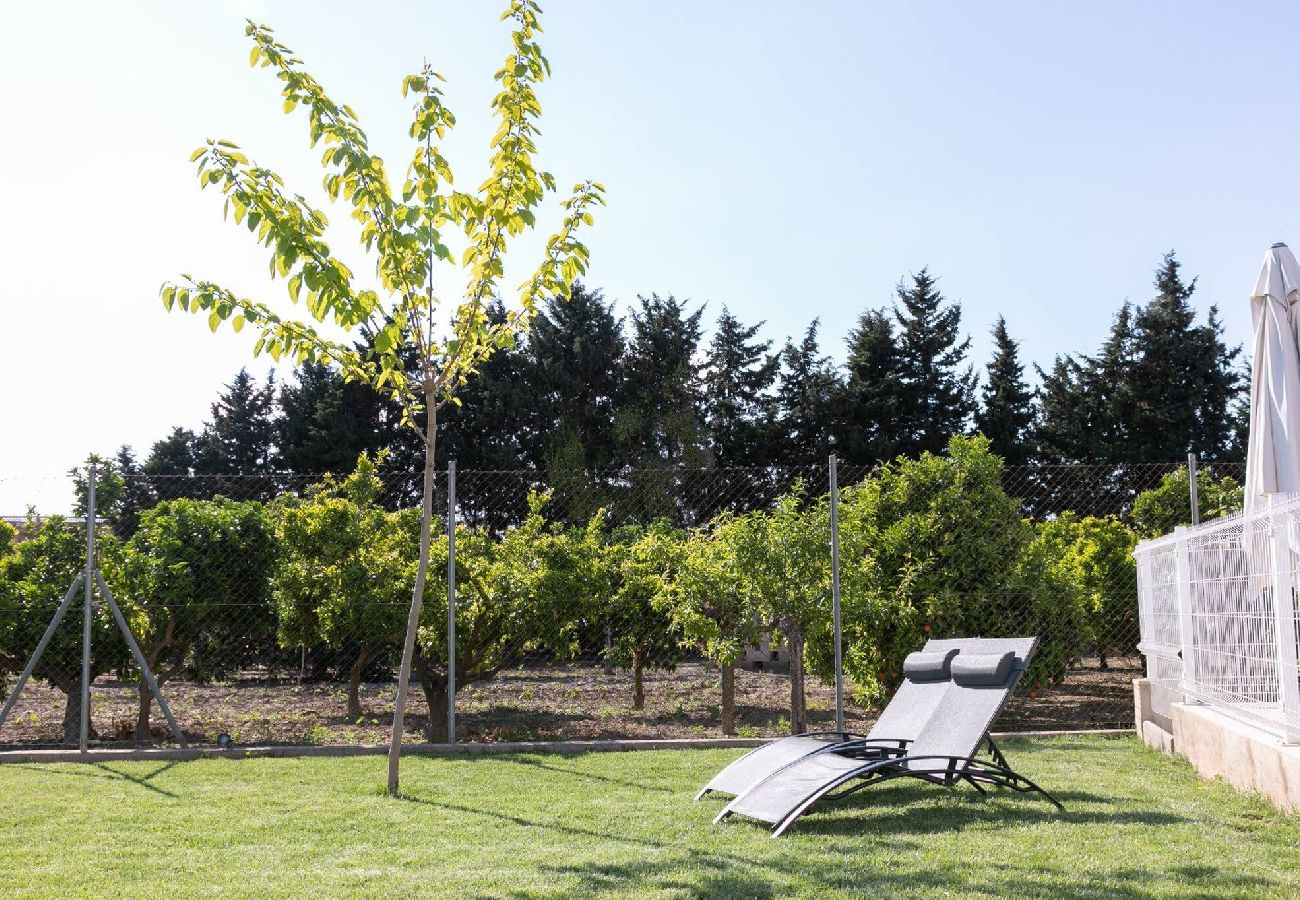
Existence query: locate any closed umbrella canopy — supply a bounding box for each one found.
[1245,242,1300,510]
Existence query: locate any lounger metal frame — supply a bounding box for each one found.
[716,734,1063,836]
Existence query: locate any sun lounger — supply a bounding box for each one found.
[695,638,972,801]
[715,637,1062,836]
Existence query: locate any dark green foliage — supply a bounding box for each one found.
[838,308,901,465]
[976,316,1037,465]
[195,369,280,500]
[277,361,384,476]
[528,282,624,471]
[616,294,707,468]
[1129,253,1242,461]
[775,319,842,464]
[701,307,778,467]
[890,270,977,457]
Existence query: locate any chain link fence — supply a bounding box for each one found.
[0,455,1245,749]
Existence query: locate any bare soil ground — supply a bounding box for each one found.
[0,658,1139,748]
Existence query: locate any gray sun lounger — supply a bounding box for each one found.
[715,637,1062,836]
[695,637,982,801]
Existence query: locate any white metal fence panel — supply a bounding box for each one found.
[1136,495,1300,742]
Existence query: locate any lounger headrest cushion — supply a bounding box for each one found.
[951,651,1016,687]
[902,648,958,682]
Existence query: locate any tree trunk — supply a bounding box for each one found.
[631,647,645,710]
[415,652,450,742]
[348,644,378,721]
[388,399,438,796]
[135,682,153,743]
[788,625,807,735]
[56,680,92,745]
[720,661,736,736]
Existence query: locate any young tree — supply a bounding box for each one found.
[272,457,414,720]
[116,497,277,740]
[731,491,830,734]
[604,521,685,710]
[670,517,761,735]
[891,269,976,457]
[0,518,127,742]
[975,316,1037,465]
[776,319,842,464]
[161,2,603,794]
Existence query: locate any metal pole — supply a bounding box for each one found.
[0,575,83,731]
[829,454,844,732]
[1187,452,1200,526]
[446,460,457,746]
[80,464,96,753]
[95,572,187,747]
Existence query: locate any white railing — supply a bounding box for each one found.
[1135,493,1300,743]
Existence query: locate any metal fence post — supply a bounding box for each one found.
[446,460,457,746]
[1187,453,1200,526]
[1172,525,1199,703]
[829,454,844,732]
[80,463,96,754]
[1267,498,1300,743]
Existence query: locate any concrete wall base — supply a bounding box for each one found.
[1172,703,1300,813]
[1133,677,1175,754]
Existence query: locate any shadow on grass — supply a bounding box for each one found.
[506,754,675,793]
[8,761,181,799]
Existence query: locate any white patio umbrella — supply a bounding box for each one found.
[1245,242,1300,510]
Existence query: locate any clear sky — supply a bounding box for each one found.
[2,1,1297,512]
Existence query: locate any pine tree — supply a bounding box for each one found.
[616,294,707,522]
[111,445,151,537]
[142,427,200,501]
[1037,303,1137,464]
[277,361,384,476]
[776,319,843,464]
[838,308,903,465]
[195,369,279,498]
[527,282,624,471]
[891,269,976,456]
[1128,252,1242,461]
[617,294,707,467]
[701,307,778,467]
[975,316,1037,465]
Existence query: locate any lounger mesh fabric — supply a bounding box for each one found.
[696,638,985,800]
[719,637,1047,832]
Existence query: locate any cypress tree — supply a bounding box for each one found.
[142,427,200,501]
[277,361,384,476]
[975,316,1037,465]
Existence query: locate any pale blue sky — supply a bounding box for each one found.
[1,1,1296,509]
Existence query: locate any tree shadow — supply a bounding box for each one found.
[7,761,181,799]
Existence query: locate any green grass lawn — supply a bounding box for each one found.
[1,736,1297,898]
